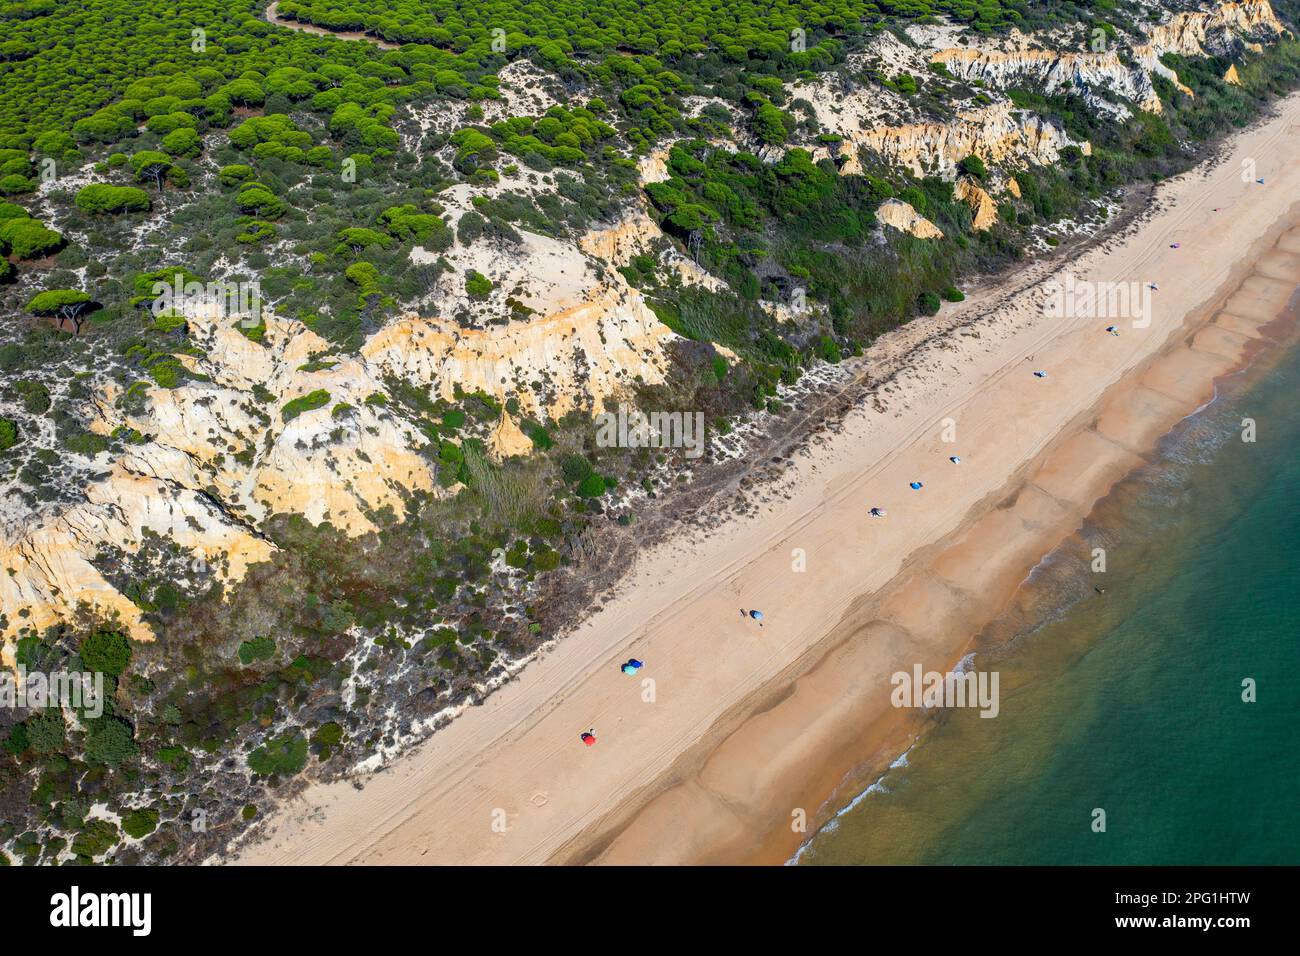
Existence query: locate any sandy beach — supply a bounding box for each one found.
[233,92,1300,867]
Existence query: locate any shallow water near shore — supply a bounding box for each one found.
[797,313,1300,866]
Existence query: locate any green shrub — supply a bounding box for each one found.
[157,745,190,771]
[71,819,119,860]
[63,431,109,456]
[24,712,65,754]
[122,807,160,839]
[344,261,380,287]
[465,269,493,298]
[577,473,607,497]
[80,630,132,676]
[84,717,138,768]
[235,220,276,243]
[218,164,255,187]
[0,173,34,195]
[238,636,276,665]
[311,722,343,747]
[959,155,988,179]
[146,356,183,388]
[282,389,331,422]
[161,127,200,157]
[247,733,308,777]
[0,217,62,258]
[438,439,462,465]
[560,454,593,483]
[75,183,150,214]
[152,311,187,333]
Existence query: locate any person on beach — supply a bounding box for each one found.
[869,507,886,517]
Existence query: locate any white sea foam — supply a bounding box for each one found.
[785,744,914,865]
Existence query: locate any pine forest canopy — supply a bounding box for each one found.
[1,0,1077,146]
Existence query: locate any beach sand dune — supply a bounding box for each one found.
[233,96,1300,868]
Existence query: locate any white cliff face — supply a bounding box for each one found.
[931,0,1285,116]
[1,304,443,651]
[637,148,669,186]
[789,42,918,137]
[488,409,534,459]
[1,462,275,654]
[849,102,1089,179]
[877,199,944,239]
[955,177,1000,231]
[2,206,683,651]
[932,46,1166,115]
[111,306,439,536]
[579,207,727,292]
[1143,1,1285,59]
[363,287,677,421]
[383,209,680,420]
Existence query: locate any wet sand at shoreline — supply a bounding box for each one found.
[234,94,1300,867]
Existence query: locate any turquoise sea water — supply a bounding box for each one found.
[799,318,1300,866]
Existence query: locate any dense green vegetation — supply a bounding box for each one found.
[275,0,1034,52]
[0,0,1151,343]
[2,0,1299,864]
